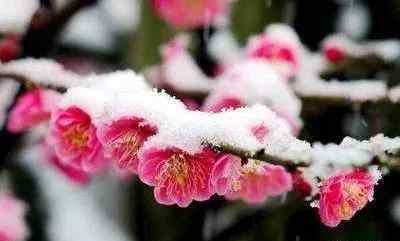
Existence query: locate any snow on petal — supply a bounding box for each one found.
[203,59,302,133]
[246,24,304,79]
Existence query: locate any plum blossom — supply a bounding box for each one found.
[97,117,157,174]
[210,154,242,195]
[0,193,29,241]
[318,169,377,227]
[138,147,216,207]
[211,157,293,204]
[41,140,90,185]
[7,89,61,133]
[0,34,21,62]
[150,0,230,29]
[246,25,302,79]
[49,106,107,173]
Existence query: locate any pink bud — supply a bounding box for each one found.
[0,35,20,62]
[150,0,230,29]
[246,33,300,79]
[323,46,346,64]
[7,89,61,133]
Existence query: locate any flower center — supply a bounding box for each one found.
[167,153,189,185]
[337,182,369,220]
[344,182,369,209]
[63,124,90,149]
[185,0,205,11]
[112,131,141,168]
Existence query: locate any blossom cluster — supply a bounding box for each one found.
[1,57,398,228]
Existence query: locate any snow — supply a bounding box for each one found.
[336,0,370,40]
[0,0,39,33]
[0,58,81,88]
[388,85,400,103]
[85,70,150,94]
[61,7,116,53]
[58,87,113,121]
[205,60,302,117]
[208,29,242,65]
[294,72,387,102]
[161,36,215,94]
[0,79,19,128]
[264,136,312,164]
[322,34,400,61]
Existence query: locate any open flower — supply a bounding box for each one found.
[41,140,90,185]
[0,193,29,241]
[150,0,230,29]
[138,147,216,207]
[224,159,293,204]
[318,169,376,227]
[7,89,60,133]
[97,117,157,174]
[210,154,242,195]
[49,106,107,173]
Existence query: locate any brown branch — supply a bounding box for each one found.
[209,143,310,168]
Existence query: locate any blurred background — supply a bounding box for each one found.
[1,0,400,241]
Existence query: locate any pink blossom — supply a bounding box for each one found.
[318,169,376,227]
[246,33,300,79]
[138,147,216,207]
[0,193,29,241]
[150,0,230,29]
[323,45,346,64]
[210,154,242,195]
[41,140,91,185]
[97,117,157,174]
[225,159,293,204]
[251,123,269,143]
[49,106,107,173]
[202,96,244,113]
[7,89,61,133]
[291,170,312,197]
[0,34,21,62]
